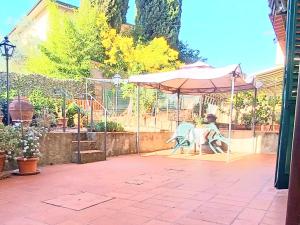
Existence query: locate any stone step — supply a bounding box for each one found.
[72,150,105,164]
[71,140,97,151]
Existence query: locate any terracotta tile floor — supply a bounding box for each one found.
[0,154,287,225]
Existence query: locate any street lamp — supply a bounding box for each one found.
[0,36,16,124]
[112,74,121,115]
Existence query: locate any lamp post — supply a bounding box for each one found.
[112,74,121,115]
[0,36,16,125]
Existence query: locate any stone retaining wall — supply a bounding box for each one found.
[39,130,278,165]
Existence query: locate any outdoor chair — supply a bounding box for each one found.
[204,123,228,154]
[167,122,195,153]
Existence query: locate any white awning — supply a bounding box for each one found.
[129,64,255,94]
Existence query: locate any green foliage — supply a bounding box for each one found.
[0,124,22,160]
[233,91,253,123]
[28,89,60,114]
[0,73,92,98]
[135,0,182,48]
[27,0,105,79]
[93,121,124,132]
[178,41,207,64]
[66,103,79,127]
[241,113,253,129]
[91,0,129,31]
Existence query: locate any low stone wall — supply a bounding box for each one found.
[39,132,75,165]
[39,130,278,165]
[39,131,173,165]
[221,130,278,154]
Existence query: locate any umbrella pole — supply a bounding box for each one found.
[136,86,140,155]
[177,91,180,126]
[227,76,235,162]
[252,87,257,153]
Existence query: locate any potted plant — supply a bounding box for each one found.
[0,124,21,172]
[17,126,45,174]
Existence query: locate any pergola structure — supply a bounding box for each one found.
[129,63,257,162]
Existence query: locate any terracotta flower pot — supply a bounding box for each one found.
[0,152,5,173]
[57,118,68,128]
[17,157,38,174]
[9,97,34,122]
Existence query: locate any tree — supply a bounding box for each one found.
[135,0,182,48]
[27,0,105,79]
[178,41,207,64]
[91,0,129,31]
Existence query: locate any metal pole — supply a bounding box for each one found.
[154,90,158,131]
[136,86,140,155]
[252,88,257,153]
[104,109,107,161]
[177,91,180,126]
[90,96,94,131]
[227,76,235,162]
[17,90,24,137]
[77,107,81,164]
[62,92,66,133]
[115,87,118,116]
[6,56,10,125]
[286,65,300,225]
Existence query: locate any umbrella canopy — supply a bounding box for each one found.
[129,64,255,94]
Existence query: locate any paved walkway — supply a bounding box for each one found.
[0,154,287,225]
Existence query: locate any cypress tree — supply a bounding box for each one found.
[91,0,129,31]
[135,0,182,48]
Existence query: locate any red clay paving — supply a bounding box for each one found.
[0,154,287,225]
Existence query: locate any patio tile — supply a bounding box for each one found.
[0,154,288,225]
[176,217,218,225]
[156,208,191,222]
[3,218,48,225]
[237,208,266,223]
[43,192,114,211]
[143,219,173,225]
[56,220,84,225]
[89,212,151,225]
[231,219,260,225]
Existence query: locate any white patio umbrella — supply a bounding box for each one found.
[129,63,256,161]
[129,64,254,94]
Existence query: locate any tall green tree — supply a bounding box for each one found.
[135,0,182,48]
[91,0,129,31]
[27,0,105,79]
[178,41,207,64]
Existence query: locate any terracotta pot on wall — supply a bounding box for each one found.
[17,158,38,174]
[57,118,68,128]
[9,98,34,122]
[0,152,5,173]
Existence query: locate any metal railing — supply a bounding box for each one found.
[84,93,108,161]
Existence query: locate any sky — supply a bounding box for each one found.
[0,0,277,74]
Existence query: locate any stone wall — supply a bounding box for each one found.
[221,130,279,154]
[39,131,173,165]
[39,130,278,166]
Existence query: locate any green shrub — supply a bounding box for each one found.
[93,121,124,132]
[66,103,85,127]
